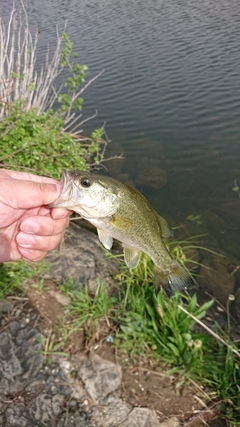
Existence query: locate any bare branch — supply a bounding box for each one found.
[0,1,65,117]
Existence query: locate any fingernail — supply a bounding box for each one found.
[21,220,40,234]
[16,233,35,248]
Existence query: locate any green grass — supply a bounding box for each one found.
[111,253,214,375]
[0,260,48,299]
[0,239,239,424]
[60,252,240,425]
[117,287,213,375]
[62,279,118,339]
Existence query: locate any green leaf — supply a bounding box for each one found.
[167,343,180,357]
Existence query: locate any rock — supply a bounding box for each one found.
[91,396,131,426]
[77,353,122,404]
[0,319,163,427]
[48,289,70,306]
[105,157,125,176]
[45,223,119,292]
[58,414,97,427]
[0,321,43,392]
[0,300,14,313]
[69,398,78,407]
[120,407,160,427]
[0,320,87,427]
[58,357,86,400]
[114,173,136,188]
[29,393,65,424]
[135,159,167,189]
[5,403,32,427]
[159,417,180,427]
[197,253,235,305]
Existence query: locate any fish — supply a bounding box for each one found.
[49,169,194,295]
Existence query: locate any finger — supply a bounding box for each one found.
[19,248,48,263]
[19,215,70,236]
[32,206,72,218]
[1,178,62,209]
[38,206,52,216]
[51,208,72,220]
[0,168,59,185]
[16,231,65,252]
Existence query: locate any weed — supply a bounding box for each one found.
[101,250,240,424]
[61,280,117,339]
[186,214,203,225]
[115,279,213,378]
[58,276,75,296]
[36,334,69,364]
[0,96,106,179]
[203,343,240,423]
[166,233,224,275]
[232,179,240,199]
[0,4,108,178]
[226,294,235,336]
[31,277,50,296]
[0,260,48,299]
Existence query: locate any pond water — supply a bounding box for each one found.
[1,1,240,306]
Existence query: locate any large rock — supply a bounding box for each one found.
[45,223,119,292]
[91,395,131,427]
[0,320,43,394]
[120,407,160,427]
[76,353,122,404]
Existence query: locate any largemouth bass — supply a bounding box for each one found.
[50,170,193,295]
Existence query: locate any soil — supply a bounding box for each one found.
[3,278,229,427]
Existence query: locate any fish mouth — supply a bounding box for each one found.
[48,169,73,208]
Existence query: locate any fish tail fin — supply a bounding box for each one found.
[154,261,195,297]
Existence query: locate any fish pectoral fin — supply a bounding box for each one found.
[97,228,113,250]
[110,216,133,230]
[157,214,173,238]
[123,246,141,268]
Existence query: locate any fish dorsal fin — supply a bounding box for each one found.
[97,228,113,250]
[123,246,141,268]
[157,214,173,238]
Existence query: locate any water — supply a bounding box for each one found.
[1,0,240,302]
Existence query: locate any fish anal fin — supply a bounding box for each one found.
[157,214,173,238]
[97,228,113,250]
[124,246,141,268]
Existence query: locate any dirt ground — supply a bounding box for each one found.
[2,278,228,427]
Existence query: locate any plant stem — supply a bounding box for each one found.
[178,305,240,358]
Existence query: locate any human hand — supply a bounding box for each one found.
[0,169,71,262]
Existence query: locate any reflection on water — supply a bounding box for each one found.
[1,0,240,306]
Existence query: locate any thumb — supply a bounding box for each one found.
[2,179,61,209]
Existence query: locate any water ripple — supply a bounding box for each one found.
[1,0,240,219]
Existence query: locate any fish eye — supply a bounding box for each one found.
[80,178,91,187]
